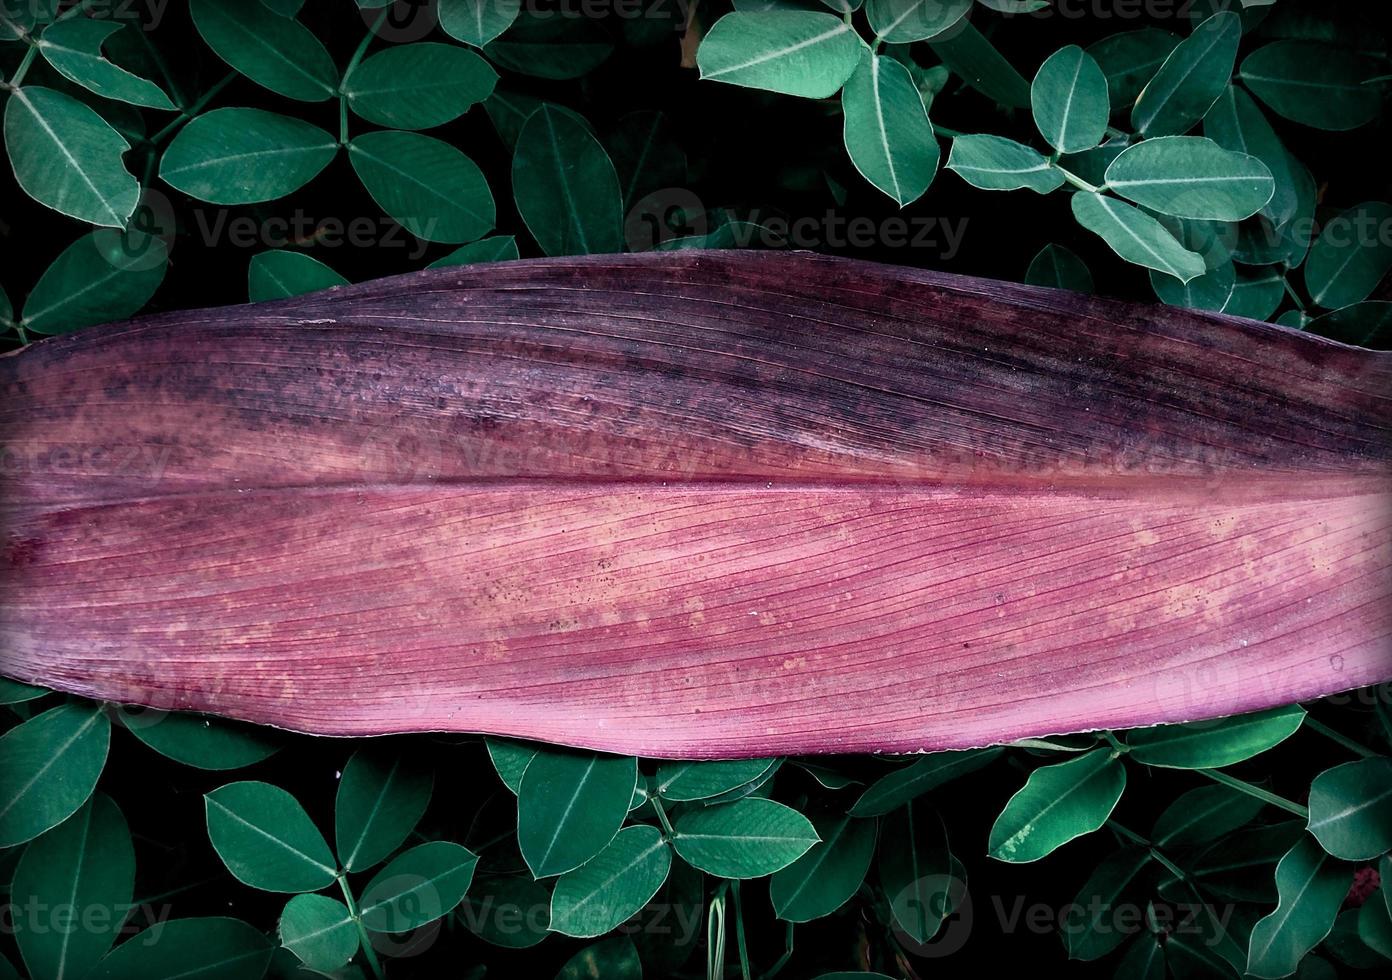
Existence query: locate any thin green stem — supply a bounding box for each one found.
[339,96,349,146]
[758,923,795,980]
[1056,165,1102,194]
[1196,768,1308,819]
[340,9,389,92]
[1305,717,1378,758]
[650,794,677,839]
[934,124,965,138]
[1281,276,1308,312]
[147,72,235,145]
[337,874,386,980]
[7,44,38,89]
[707,890,727,980]
[732,881,752,980]
[1107,820,1193,885]
[1101,731,1128,756]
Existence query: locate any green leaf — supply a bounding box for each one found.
[555,936,641,980]
[190,0,336,101]
[204,781,338,893]
[1152,783,1266,848]
[484,88,545,150]
[335,750,433,872]
[608,110,687,209]
[770,814,876,922]
[485,737,537,793]
[1305,302,1392,349]
[1246,835,1352,978]
[1359,893,1392,961]
[1150,261,1236,312]
[987,748,1126,863]
[461,875,551,947]
[1189,820,1305,903]
[428,236,520,268]
[927,19,1030,108]
[865,0,971,44]
[4,86,138,227]
[0,702,110,848]
[1025,243,1094,293]
[1061,848,1151,961]
[671,797,818,878]
[1239,41,1382,131]
[129,712,282,771]
[1224,268,1285,321]
[358,841,478,932]
[550,824,672,938]
[485,9,613,81]
[1131,11,1240,137]
[1202,85,1303,231]
[1306,757,1392,861]
[350,129,495,244]
[1106,136,1273,221]
[517,750,637,877]
[13,793,133,980]
[655,758,779,802]
[22,228,167,335]
[697,12,864,99]
[38,19,174,109]
[841,52,939,206]
[87,917,273,980]
[1031,45,1109,154]
[439,0,522,48]
[1070,192,1206,281]
[0,678,45,704]
[877,802,958,945]
[1304,202,1392,309]
[160,108,336,205]
[850,747,1001,817]
[344,43,496,131]
[247,251,348,302]
[512,105,624,256]
[278,894,357,973]
[1086,28,1179,111]
[946,134,1063,193]
[1125,705,1305,768]
[1157,213,1239,271]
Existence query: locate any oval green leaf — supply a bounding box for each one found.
[1061,847,1152,961]
[485,736,537,794]
[697,11,863,99]
[4,86,138,227]
[439,0,522,49]
[190,0,336,101]
[13,793,134,980]
[351,129,495,244]
[1086,28,1179,111]
[38,19,175,109]
[517,750,637,878]
[1106,136,1273,221]
[1304,202,1392,310]
[987,748,1126,863]
[129,711,282,771]
[877,802,959,945]
[429,235,520,269]
[22,228,167,335]
[460,875,551,948]
[1131,11,1240,137]
[358,840,478,933]
[335,749,433,873]
[204,781,337,893]
[1031,45,1109,154]
[1306,757,1392,861]
[1124,705,1305,768]
[655,758,779,802]
[512,104,623,256]
[86,917,273,980]
[1246,835,1353,979]
[160,108,336,205]
[1025,243,1094,293]
[1071,192,1206,281]
[550,824,672,938]
[278,894,357,973]
[1150,261,1236,312]
[344,42,496,131]
[248,250,348,302]
[1239,41,1382,132]
[0,702,110,848]
[671,797,818,879]
[842,52,939,207]
[850,747,1000,817]
[770,814,876,922]
[946,134,1063,193]
[1151,783,1266,848]
[865,0,971,45]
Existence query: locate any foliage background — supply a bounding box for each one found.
[1,0,1391,978]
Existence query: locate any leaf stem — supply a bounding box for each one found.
[1056,165,1102,194]
[7,44,38,89]
[147,72,236,145]
[649,793,677,839]
[340,9,390,92]
[732,881,752,980]
[1281,275,1308,312]
[337,873,386,980]
[1107,820,1194,884]
[1195,768,1308,819]
[758,923,795,980]
[707,889,727,980]
[1304,717,1378,758]
[340,96,349,146]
